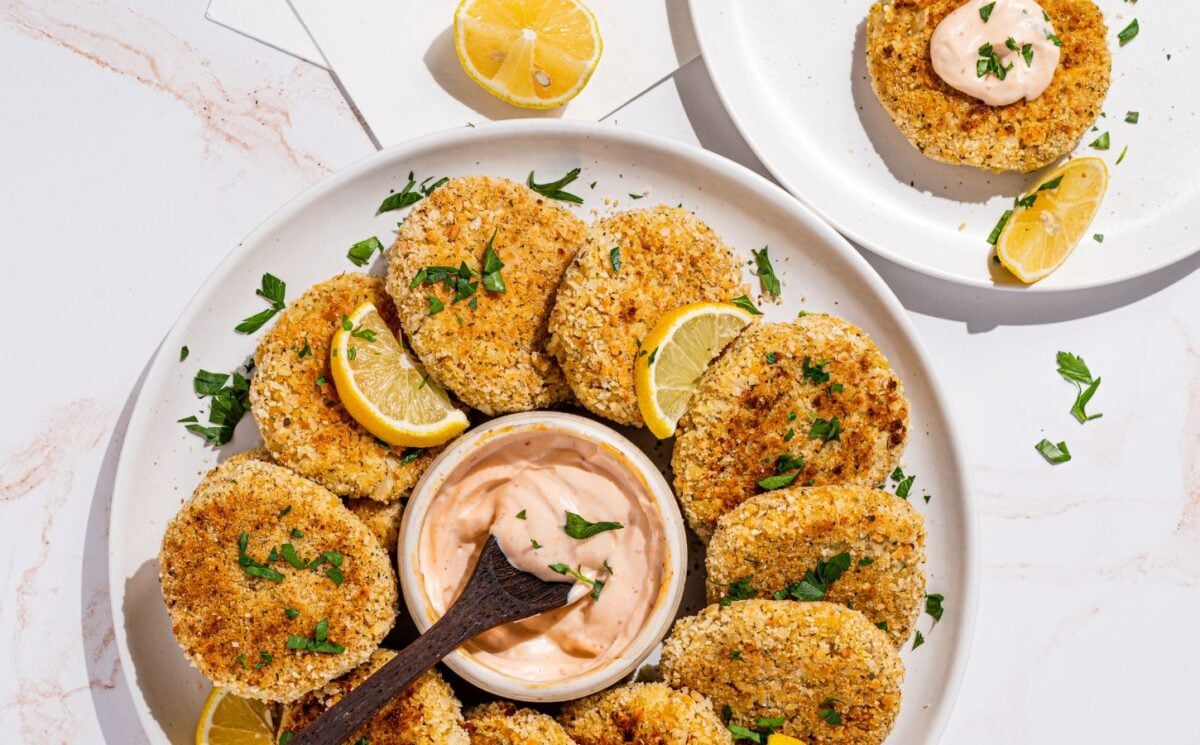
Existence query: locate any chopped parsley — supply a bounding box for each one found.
[890,467,915,499]
[1047,31,1063,47]
[285,607,300,619]
[1117,18,1139,46]
[1125,111,1139,124]
[819,699,843,725]
[564,511,624,539]
[1005,37,1033,66]
[858,556,875,567]
[926,592,945,623]
[183,364,252,446]
[731,650,743,661]
[751,246,781,298]
[648,347,658,365]
[913,630,926,650]
[976,42,1013,81]
[629,192,645,200]
[986,209,1013,245]
[808,416,841,442]
[876,620,889,630]
[609,246,622,272]
[527,167,584,204]
[1116,146,1128,165]
[774,552,851,602]
[427,295,445,315]
[1056,351,1102,422]
[1035,438,1072,464]
[279,505,292,518]
[237,533,285,582]
[1038,175,1064,192]
[979,1,995,21]
[286,618,345,654]
[376,172,448,214]
[254,651,272,669]
[531,539,543,549]
[802,356,830,385]
[179,346,189,361]
[296,339,312,358]
[758,451,805,491]
[730,295,763,315]
[1090,131,1111,150]
[719,576,757,606]
[516,509,527,520]
[548,563,604,600]
[766,352,779,364]
[757,472,799,491]
[1093,233,1105,243]
[481,229,506,293]
[347,236,384,267]
[235,273,287,334]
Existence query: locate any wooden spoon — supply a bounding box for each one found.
[288,535,573,744]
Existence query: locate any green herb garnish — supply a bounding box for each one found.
[1117,18,1139,46]
[527,167,584,203]
[516,509,527,520]
[913,630,926,650]
[751,246,782,297]
[235,273,287,334]
[427,295,445,315]
[819,698,843,725]
[286,618,345,654]
[1125,111,1139,124]
[179,346,189,361]
[347,236,383,267]
[184,364,252,446]
[986,209,1013,245]
[1035,438,1072,464]
[609,246,622,272]
[926,592,945,622]
[774,552,851,602]
[979,2,995,21]
[479,229,506,293]
[730,295,763,316]
[802,356,830,385]
[1090,131,1110,150]
[547,563,604,600]
[719,576,757,606]
[1056,351,1102,422]
[808,416,841,442]
[376,172,447,213]
[564,511,624,539]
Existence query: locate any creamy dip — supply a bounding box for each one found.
[417,427,667,682]
[931,0,1061,106]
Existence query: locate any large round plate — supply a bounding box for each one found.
[110,120,977,743]
[691,0,1200,290]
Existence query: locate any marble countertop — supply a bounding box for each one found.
[2,2,1197,742]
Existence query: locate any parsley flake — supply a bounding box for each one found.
[564,511,624,539]
[609,246,622,272]
[527,168,584,203]
[235,273,287,334]
[719,576,757,606]
[730,295,763,315]
[774,552,851,602]
[1035,438,1072,464]
[1117,18,1138,46]
[751,246,782,297]
[347,236,383,267]
[1056,351,1102,422]
[979,1,995,21]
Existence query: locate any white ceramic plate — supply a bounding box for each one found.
[110,120,978,744]
[690,0,1200,290]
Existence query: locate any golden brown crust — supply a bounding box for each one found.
[344,498,402,560]
[559,682,730,745]
[705,485,926,646]
[465,701,576,744]
[866,0,1111,172]
[385,176,585,414]
[278,651,470,743]
[660,601,903,745]
[158,459,397,702]
[672,315,909,541]
[249,273,437,502]
[548,207,748,426]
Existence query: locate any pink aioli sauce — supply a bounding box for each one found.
[417,427,667,682]
[931,0,1061,106]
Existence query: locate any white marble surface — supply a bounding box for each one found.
[1,2,1197,742]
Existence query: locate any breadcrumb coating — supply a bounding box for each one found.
[559,682,730,745]
[158,459,397,702]
[673,315,909,541]
[866,0,1111,172]
[385,176,585,414]
[549,206,748,426]
[706,485,926,646]
[465,701,576,744]
[660,601,903,745]
[344,498,402,560]
[278,651,469,743]
[250,273,437,502]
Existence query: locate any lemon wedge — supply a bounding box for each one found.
[767,735,805,745]
[331,302,468,447]
[635,302,755,439]
[453,0,603,109]
[996,157,1108,283]
[195,688,274,745]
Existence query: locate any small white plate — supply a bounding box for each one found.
[109,120,977,743]
[691,0,1200,290]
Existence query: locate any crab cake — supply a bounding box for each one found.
[465,701,575,744]
[250,273,437,502]
[866,0,1110,172]
[549,207,748,426]
[660,601,902,745]
[344,498,402,559]
[158,459,397,702]
[385,175,584,414]
[559,682,729,745]
[673,315,908,541]
[706,485,926,646]
[278,650,469,744]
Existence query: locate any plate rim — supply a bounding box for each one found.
[688,0,1200,292]
[108,119,980,744]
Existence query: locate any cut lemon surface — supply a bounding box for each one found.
[996,157,1108,283]
[635,302,755,439]
[767,735,805,745]
[454,0,602,109]
[195,688,274,745]
[331,302,468,448]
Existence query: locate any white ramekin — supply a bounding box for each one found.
[397,411,687,702]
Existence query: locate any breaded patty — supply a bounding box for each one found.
[559,682,730,745]
[673,315,909,541]
[250,273,437,502]
[385,175,585,414]
[548,207,748,426]
[159,459,397,702]
[866,0,1110,172]
[660,601,903,745]
[465,701,576,744]
[344,498,402,560]
[706,485,926,646]
[278,650,469,743]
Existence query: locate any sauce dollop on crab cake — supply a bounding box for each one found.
[158,458,396,702]
[558,682,730,745]
[549,206,748,427]
[278,650,469,744]
[673,314,909,541]
[250,273,437,502]
[706,484,926,646]
[866,0,1110,172]
[385,175,585,415]
[660,601,903,745]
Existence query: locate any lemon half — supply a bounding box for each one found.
[195,688,274,745]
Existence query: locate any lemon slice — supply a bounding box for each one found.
[767,735,805,745]
[195,688,274,745]
[331,302,468,447]
[996,157,1108,283]
[454,0,603,109]
[635,302,755,439]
